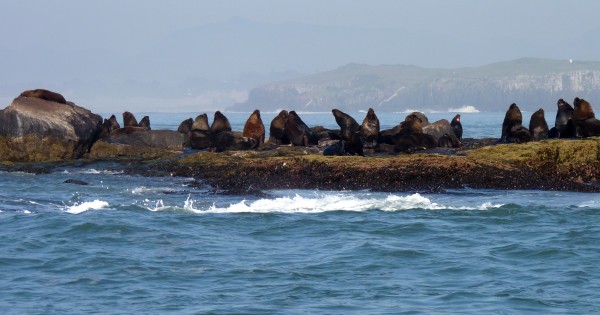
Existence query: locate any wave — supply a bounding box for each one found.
[66,200,109,214]
[448,105,480,113]
[146,193,504,214]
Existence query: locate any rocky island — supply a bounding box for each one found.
[1,89,599,193]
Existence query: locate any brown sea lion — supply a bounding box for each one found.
[268,110,290,145]
[529,108,549,141]
[210,111,232,133]
[284,111,317,146]
[123,111,139,127]
[242,109,265,144]
[177,118,194,134]
[332,109,360,141]
[450,114,463,140]
[344,131,364,156]
[394,133,438,153]
[19,89,67,104]
[138,116,151,130]
[192,114,210,132]
[573,97,600,137]
[359,108,380,145]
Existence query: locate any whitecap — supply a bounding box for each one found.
[448,105,480,113]
[66,200,109,214]
[187,193,504,214]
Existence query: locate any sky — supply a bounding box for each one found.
[1,0,599,112]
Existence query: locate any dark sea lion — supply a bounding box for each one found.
[210,111,232,133]
[64,179,89,185]
[323,140,345,156]
[138,116,151,130]
[423,119,454,140]
[509,125,532,143]
[573,97,600,137]
[19,89,67,104]
[407,112,429,127]
[399,114,424,135]
[344,131,364,156]
[177,118,193,134]
[529,108,549,141]
[332,109,360,141]
[242,109,265,144]
[284,111,317,146]
[359,108,380,145]
[189,114,211,149]
[212,131,257,152]
[555,98,575,138]
[108,115,120,130]
[500,103,522,142]
[311,126,342,142]
[268,110,290,145]
[123,111,139,127]
[450,114,463,140]
[191,114,210,132]
[438,133,461,148]
[394,133,438,153]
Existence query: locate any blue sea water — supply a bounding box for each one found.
[2,111,600,314]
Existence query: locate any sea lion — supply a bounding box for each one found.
[242,109,265,144]
[438,133,461,148]
[332,109,360,141]
[189,114,211,149]
[407,112,430,127]
[394,133,438,153]
[399,114,424,135]
[138,116,151,130]
[450,114,463,140]
[99,115,121,139]
[192,114,210,132]
[529,109,549,141]
[359,108,380,146]
[423,119,454,140]
[123,111,139,127]
[323,140,345,156]
[555,98,576,138]
[19,89,67,104]
[573,97,600,137]
[344,131,364,156]
[108,115,120,130]
[500,103,523,143]
[177,118,193,134]
[284,111,317,146]
[268,110,290,145]
[210,111,232,133]
[311,126,342,142]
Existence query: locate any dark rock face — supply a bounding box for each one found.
[108,129,186,148]
[0,95,103,161]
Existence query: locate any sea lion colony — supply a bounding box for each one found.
[13,89,600,156]
[100,97,600,156]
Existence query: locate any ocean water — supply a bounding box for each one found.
[2,111,600,314]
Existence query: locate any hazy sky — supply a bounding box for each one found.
[1,0,599,111]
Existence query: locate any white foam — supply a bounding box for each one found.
[80,169,124,175]
[130,186,178,195]
[448,105,480,113]
[176,193,504,214]
[66,200,109,214]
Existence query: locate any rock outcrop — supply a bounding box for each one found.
[0,92,102,161]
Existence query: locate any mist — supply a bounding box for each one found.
[1,0,599,112]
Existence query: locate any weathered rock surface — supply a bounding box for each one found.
[0,95,102,161]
